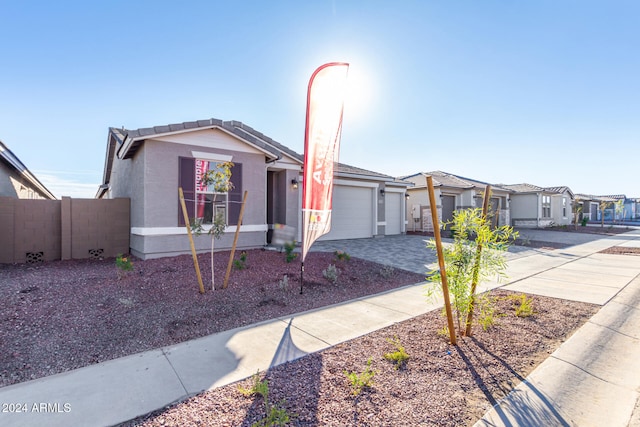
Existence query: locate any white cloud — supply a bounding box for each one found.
[34,171,100,199]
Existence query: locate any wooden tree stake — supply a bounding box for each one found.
[223,190,248,289]
[464,185,491,337]
[179,187,205,294]
[426,175,457,346]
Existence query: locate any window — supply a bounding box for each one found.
[178,157,242,227]
[196,160,228,224]
[562,198,567,217]
[542,195,551,218]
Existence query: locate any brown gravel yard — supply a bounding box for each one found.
[0,249,424,388]
[0,236,617,426]
[122,290,598,427]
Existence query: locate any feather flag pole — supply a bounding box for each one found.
[300,62,350,293]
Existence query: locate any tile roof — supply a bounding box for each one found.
[100,118,402,192]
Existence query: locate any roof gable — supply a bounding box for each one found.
[0,140,56,199]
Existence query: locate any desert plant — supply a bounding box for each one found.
[238,370,269,398]
[322,264,339,284]
[384,336,410,370]
[344,358,376,396]
[513,293,535,317]
[283,241,297,263]
[614,199,625,223]
[238,371,292,427]
[426,208,517,337]
[233,251,248,270]
[334,250,351,262]
[115,254,133,280]
[599,200,611,228]
[278,274,289,291]
[581,216,588,227]
[477,294,501,331]
[379,265,395,278]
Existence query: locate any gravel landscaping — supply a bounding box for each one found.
[1,227,630,426]
[0,249,424,388]
[121,290,598,426]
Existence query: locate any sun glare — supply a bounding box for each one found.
[343,63,373,123]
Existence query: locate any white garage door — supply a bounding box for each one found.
[385,192,402,235]
[320,185,374,240]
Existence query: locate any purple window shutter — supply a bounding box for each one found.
[178,157,195,226]
[229,163,243,226]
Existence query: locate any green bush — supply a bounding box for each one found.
[344,358,376,396]
[384,336,410,370]
[322,264,339,284]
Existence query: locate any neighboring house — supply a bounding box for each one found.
[98,118,408,260]
[626,198,640,220]
[574,194,602,222]
[502,184,574,227]
[597,195,626,222]
[0,140,56,199]
[399,171,512,232]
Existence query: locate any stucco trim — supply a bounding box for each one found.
[334,179,378,188]
[190,151,233,162]
[131,224,268,236]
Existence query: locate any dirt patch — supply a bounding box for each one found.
[599,246,640,256]
[121,290,598,427]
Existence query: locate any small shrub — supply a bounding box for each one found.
[115,254,133,280]
[477,295,502,331]
[379,265,395,279]
[238,370,269,399]
[233,251,248,270]
[239,371,292,427]
[344,358,376,396]
[322,264,339,284]
[283,241,297,263]
[254,403,290,427]
[581,217,588,226]
[437,325,450,337]
[334,250,351,262]
[384,336,410,370]
[513,293,535,317]
[278,275,289,291]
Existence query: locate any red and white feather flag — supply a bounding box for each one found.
[300,62,349,291]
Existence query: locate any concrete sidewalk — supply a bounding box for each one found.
[1,230,639,427]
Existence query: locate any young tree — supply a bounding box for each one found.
[599,200,611,228]
[191,161,234,290]
[426,208,518,337]
[614,199,625,223]
[572,202,583,230]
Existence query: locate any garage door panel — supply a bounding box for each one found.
[320,185,373,240]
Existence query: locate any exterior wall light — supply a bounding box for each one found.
[291,179,299,190]
[380,188,386,196]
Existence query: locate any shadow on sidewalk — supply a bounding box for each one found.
[465,338,570,427]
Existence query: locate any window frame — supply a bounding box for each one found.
[542,195,551,218]
[195,159,229,225]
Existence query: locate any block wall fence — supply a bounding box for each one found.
[0,197,130,264]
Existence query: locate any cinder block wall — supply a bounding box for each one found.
[68,198,130,260]
[0,197,130,264]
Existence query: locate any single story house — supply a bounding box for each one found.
[574,194,602,222]
[98,118,408,259]
[501,184,574,227]
[399,171,512,232]
[0,139,56,199]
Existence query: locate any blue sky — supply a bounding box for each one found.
[1,1,638,198]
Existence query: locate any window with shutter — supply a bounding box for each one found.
[178,157,242,226]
